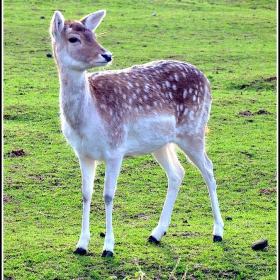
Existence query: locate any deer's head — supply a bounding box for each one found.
[50,10,112,71]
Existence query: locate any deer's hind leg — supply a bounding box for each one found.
[148,143,185,243]
[176,137,224,242]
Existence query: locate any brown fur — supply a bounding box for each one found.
[89,60,210,128]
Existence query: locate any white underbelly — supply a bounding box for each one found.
[61,114,176,160]
[122,115,176,156]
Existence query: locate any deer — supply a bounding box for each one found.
[50,9,224,257]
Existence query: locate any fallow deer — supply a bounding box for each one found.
[50,10,224,257]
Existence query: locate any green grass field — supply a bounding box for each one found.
[3,0,277,279]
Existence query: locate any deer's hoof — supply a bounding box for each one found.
[147,235,160,244]
[73,247,87,255]
[101,250,113,257]
[213,235,223,242]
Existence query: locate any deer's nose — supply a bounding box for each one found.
[101,53,112,62]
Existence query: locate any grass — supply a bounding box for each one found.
[3,0,277,279]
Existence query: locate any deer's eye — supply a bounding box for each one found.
[69,37,79,43]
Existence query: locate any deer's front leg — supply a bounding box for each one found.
[73,156,97,255]
[101,157,123,257]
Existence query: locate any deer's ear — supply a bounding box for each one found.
[50,11,65,38]
[81,10,106,32]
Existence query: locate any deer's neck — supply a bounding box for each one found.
[59,69,88,96]
[58,68,93,132]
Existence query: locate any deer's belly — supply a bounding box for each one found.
[122,115,176,156]
[61,114,177,160]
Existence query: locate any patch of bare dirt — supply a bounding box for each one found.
[264,76,277,82]
[191,264,241,278]
[239,109,272,116]
[7,149,27,157]
[10,164,24,168]
[134,213,150,220]
[255,109,270,115]
[239,110,254,116]
[237,76,276,90]
[259,188,276,195]
[3,195,13,203]
[123,213,150,220]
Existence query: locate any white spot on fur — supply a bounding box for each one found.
[189,110,194,120]
[183,89,187,99]
[144,84,149,93]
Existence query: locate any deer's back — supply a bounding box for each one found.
[88,60,212,139]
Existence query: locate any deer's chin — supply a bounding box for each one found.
[89,61,110,68]
[95,61,109,66]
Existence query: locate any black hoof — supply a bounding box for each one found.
[73,247,87,255]
[147,235,160,244]
[101,250,113,257]
[213,235,223,242]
